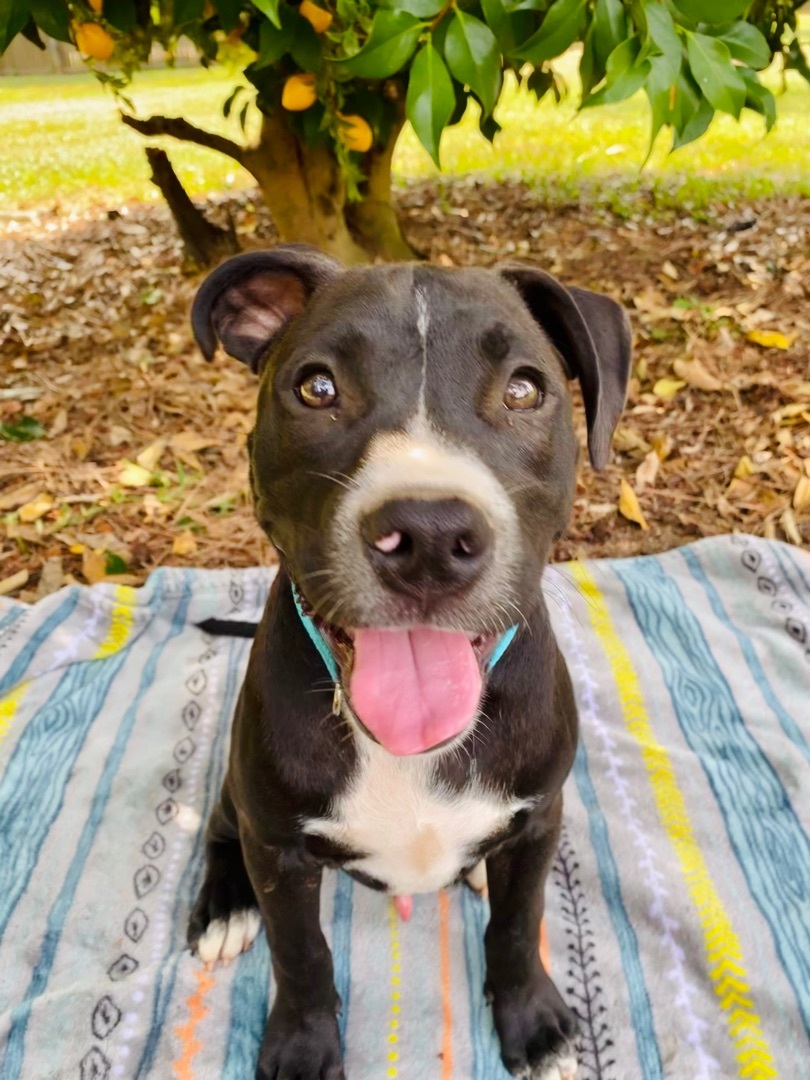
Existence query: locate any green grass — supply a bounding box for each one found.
[1,47,809,214]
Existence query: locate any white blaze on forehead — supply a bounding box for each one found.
[414,284,430,420]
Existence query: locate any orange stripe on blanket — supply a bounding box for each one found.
[539,918,550,976]
[172,965,215,1080]
[438,890,453,1080]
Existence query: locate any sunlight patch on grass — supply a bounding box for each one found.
[0,54,809,213]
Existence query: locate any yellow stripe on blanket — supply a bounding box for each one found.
[1,586,138,750]
[570,563,777,1080]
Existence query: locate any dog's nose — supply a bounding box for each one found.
[361,498,492,598]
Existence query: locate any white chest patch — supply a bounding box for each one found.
[303,739,529,895]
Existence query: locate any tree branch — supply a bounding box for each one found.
[120,112,247,164]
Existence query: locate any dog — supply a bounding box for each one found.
[187,244,631,1080]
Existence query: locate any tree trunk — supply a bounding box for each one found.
[122,108,416,264]
[145,148,239,271]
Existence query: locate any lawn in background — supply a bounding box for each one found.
[1,47,809,215]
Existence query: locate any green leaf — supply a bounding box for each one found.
[253,0,282,30]
[289,11,323,71]
[583,35,650,107]
[686,31,745,118]
[174,0,205,25]
[479,110,501,142]
[383,0,446,16]
[517,0,588,66]
[341,10,423,78]
[255,14,293,67]
[592,0,626,69]
[444,10,501,117]
[105,552,128,575]
[643,1,681,83]
[0,0,30,53]
[22,18,45,50]
[671,67,713,148]
[30,0,72,43]
[105,0,138,33]
[713,21,771,71]
[0,416,46,443]
[526,65,553,100]
[740,67,775,130]
[406,38,455,166]
[579,26,601,98]
[215,0,243,32]
[673,0,749,23]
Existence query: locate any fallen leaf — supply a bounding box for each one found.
[82,548,108,585]
[673,357,723,392]
[19,493,54,522]
[661,260,679,281]
[108,425,132,447]
[136,437,168,472]
[746,329,798,350]
[734,455,755,479]
[781,508,802,546]
[0,569,29,597]
[618,478,649,530]
[0,482,41,511]
[71,436,90,460]
[170,431,219,452]
[172,530,198,556]
[783,380,810,401]
[653,378,687,400]
[49,408,68,437]
[794,476,810,513]
[118,460,153,487]
[651,433,674,461]
[635,450,660,489]
[613,426,651,454]
[36,557,64,600]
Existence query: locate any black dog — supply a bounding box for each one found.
[187,245,631,1080]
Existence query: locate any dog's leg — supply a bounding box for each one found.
[485,796,577,1080]
[188,785,262,966]
[241,831,344,1080]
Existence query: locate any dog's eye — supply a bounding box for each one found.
[504,372,543,411]
[296,371,338,409]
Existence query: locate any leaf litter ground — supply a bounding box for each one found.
[1,180,808,601]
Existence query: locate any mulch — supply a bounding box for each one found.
[1,178,808,601]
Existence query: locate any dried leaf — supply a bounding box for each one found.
[651,433,674,461]
[49,408,68,437]
[793,475,810,513]
[136,437,168,472]
[780,508,802,546]
[635,450,660,490]
[618,479,649,531]
[613,426,651,454]
[36,557,64,600]
[118,460,153,487]
[82,548,108,585]
[19,492,54,522]
[170,430,219,453]
[172,530,198,556]
[734,455,755,479]
[746,329,798,350]
[661,260,679,281]
[0,569,29,597]
[0,482,41,511]
[783,381,810,401]
[673,357,723,392]
[653,378,687,400]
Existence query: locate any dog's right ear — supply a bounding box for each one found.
[191,244,342,373]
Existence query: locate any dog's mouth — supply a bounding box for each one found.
[300,595,500,756]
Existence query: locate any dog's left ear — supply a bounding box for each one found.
[500,266,632,469]
[191,243,343,373]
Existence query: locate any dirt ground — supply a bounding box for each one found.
[1,180,808,601]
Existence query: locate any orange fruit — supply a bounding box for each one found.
[337,113,373,153]
[73,22,115,61]
[282,72,318,111]
[299,1,333,33]
[88,0,104,11]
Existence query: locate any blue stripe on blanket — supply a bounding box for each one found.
[0,583,191,1078]
[0,592,78,698]
[616,558,810,1035]
[682,548,810,762]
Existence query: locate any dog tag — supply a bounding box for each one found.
[332,683,343,716]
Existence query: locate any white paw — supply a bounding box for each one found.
[516,1047,578,1080]
[465,860,488,894]
[195,909,262,967]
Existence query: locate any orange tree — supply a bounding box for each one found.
[2,1,807,261]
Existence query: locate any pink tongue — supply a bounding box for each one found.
[349,627,482,755]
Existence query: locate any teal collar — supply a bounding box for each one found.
[291,584,518,689]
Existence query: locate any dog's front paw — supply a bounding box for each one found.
[490,973,578,1080]
[257,1006,344,1080]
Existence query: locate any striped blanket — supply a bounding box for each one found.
[0,534,808,1080]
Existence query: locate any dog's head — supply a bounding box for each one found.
[193,244,631,755]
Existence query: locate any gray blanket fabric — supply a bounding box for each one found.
[0,534,808,1080]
